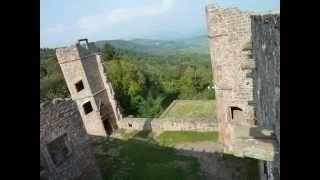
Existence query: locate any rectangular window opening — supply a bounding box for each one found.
[83,101,93,115]
[78,39,88,49]
[75,80,84,92]
[128,123,132,127]
[47,134,70,166]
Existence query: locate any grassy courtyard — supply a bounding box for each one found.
[160,100,216,118]
[95,129,259,180]
[95,138,204,180]
[115,129,218,145]
[157,131,218,145]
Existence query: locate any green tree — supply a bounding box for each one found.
[102,43,117,61]
[138,92,164,117]
[40,48,69,102]
[105,60,145,116]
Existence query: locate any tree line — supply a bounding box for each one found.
[40,43,215,117]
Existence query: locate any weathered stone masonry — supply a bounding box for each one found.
[56,39,121,137]
[206,3,279,180]
[206,4,258,155]
[119,117,218,135]
[252,14,280,180]
[39,3,281,179]
[40,98,101,180]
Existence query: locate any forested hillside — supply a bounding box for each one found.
[40,36,215,117]
[96,35,210,55]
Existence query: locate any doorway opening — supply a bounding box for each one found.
[102,118,113,135]
[99,103,114,135]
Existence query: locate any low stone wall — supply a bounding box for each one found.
[119,117,218,134]
[118,118,153,131]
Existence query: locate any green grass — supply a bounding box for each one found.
[96,138,203,180]
[96,130,259,180]
[115,129,218,145]
[161,100,216,118]
[218,153,259,180]
[116,129,154,140]
[156,131,219,145]
[134,130,154,139]
[116,129,140,139]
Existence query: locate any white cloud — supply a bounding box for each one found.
[47,24,69,33]
[47,0,175,36]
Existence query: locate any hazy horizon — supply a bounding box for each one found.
[41,0,279,48]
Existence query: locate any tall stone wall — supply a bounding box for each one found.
[206,3,278,162]
[252,14,280,144]
[56,44,107,136]
[40,98,101,180]
[252,14,280,180]
[96,54,122,127]
[119,117,218,134]
[56,40,120,137]
[206,4,255,152]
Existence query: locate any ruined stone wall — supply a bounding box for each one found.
[119,117,218,134]
[56,41,120,136]
[206,4,255,152]
[252,14,280,180]
[206,4,278,163]
[252,14,280,144]
[40,98,101,180]
[56,45,107,137]
[56,45,91,100]
[152,118,218,133]
[96,54,122,126]
[81,53,105,94]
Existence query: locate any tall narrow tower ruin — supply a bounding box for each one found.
[56,39,120,137]
[205,1,278,161]
[206,4,280,180]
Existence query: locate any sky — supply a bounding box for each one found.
[41,0,279,48]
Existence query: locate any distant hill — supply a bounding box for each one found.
[95,35,209,55]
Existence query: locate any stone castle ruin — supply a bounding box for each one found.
[56,39,219,135]
[206,4,279,180]
[56,39,121,137]
[40,98,101,180]
[40,3,279,180]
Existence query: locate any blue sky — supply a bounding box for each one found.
[41,0,279,48]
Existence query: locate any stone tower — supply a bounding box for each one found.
[206,4,279,180]
[206,4,273,160]
[56,39,120,137]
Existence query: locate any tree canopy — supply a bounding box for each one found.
[40,42,215,117]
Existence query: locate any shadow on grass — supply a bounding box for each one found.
[92,134,260,180]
